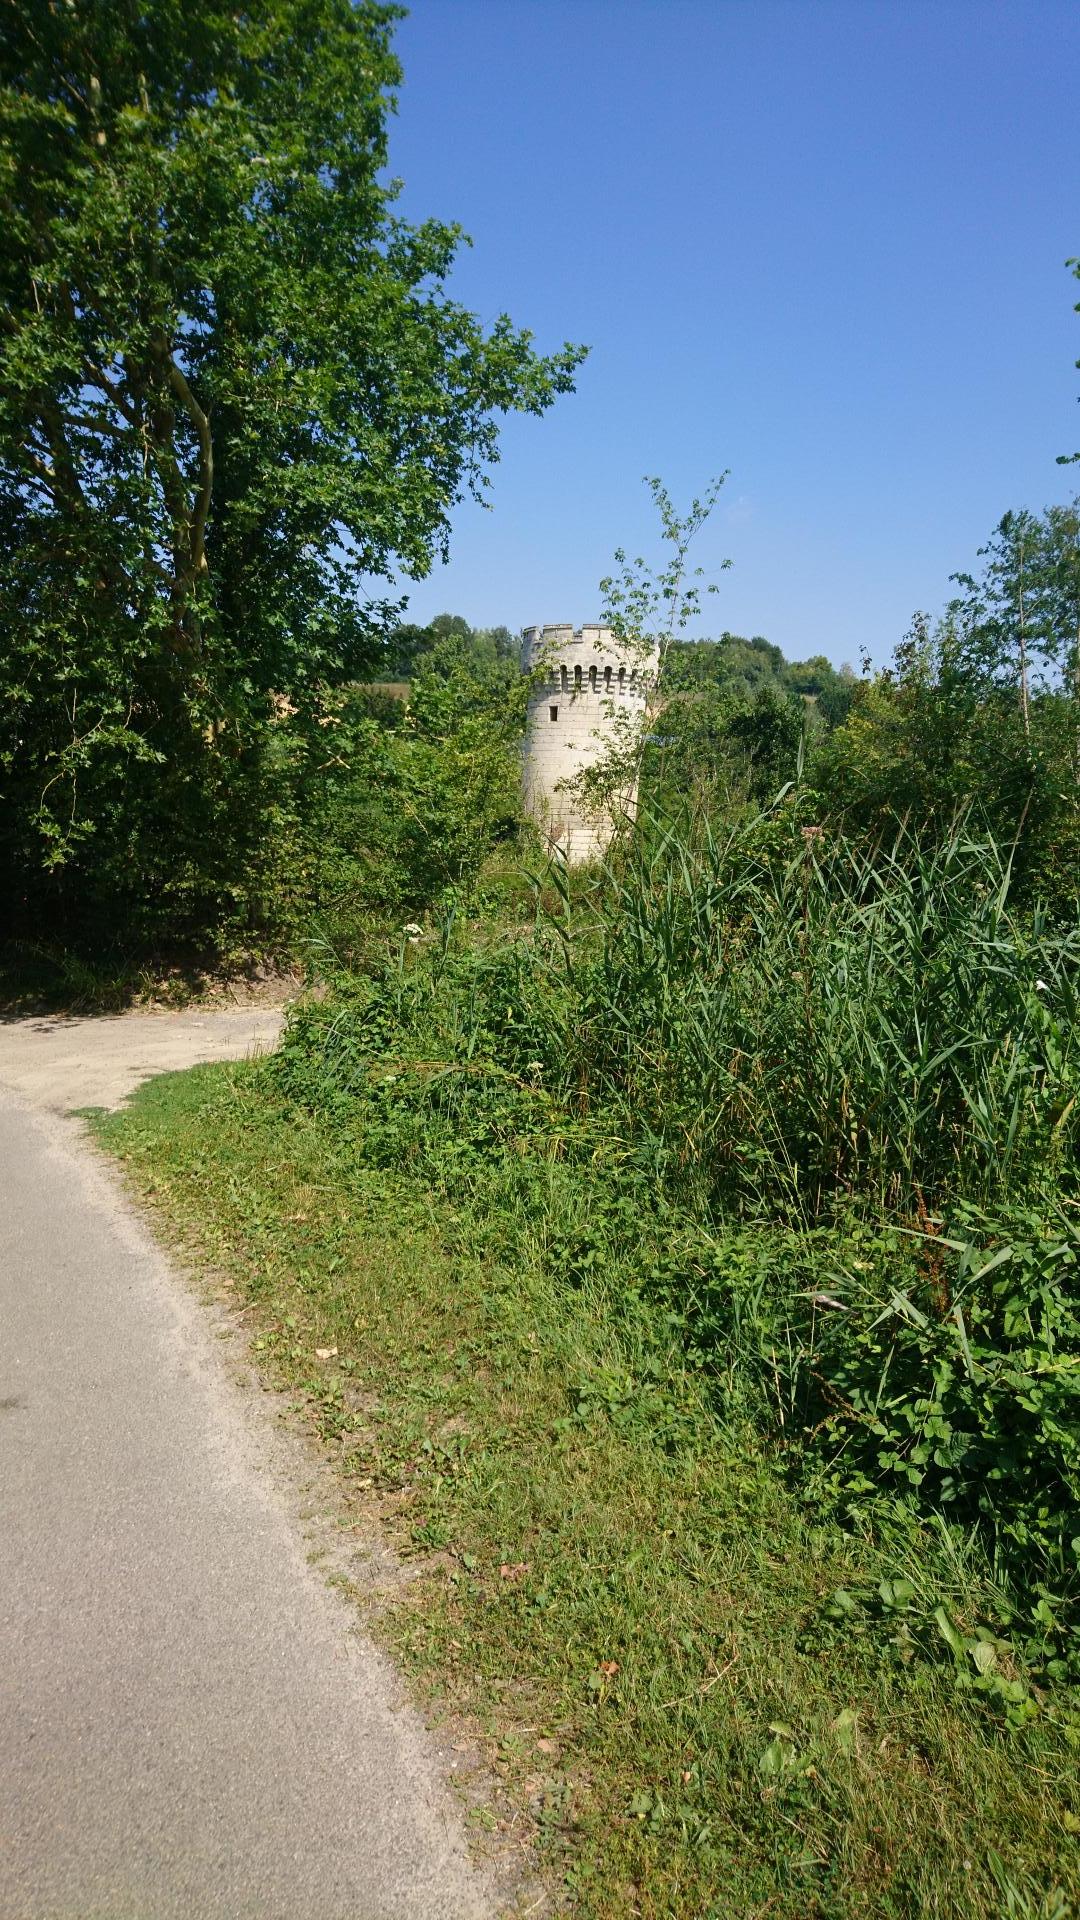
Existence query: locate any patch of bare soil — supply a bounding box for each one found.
[0,1005,285,1112]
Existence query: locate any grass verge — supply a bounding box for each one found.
[95,1060,1080,1919]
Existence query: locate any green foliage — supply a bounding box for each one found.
[568,815,1079,1219]
[295,688,525,949]
[809,1207,1080,1663]
[808,502,1080,917]
[949,505,1080,719]
[98,1059,1080,1918]
[644,678,809,819]
[0,1,583,946]
[663,631,855,720]
[378,612,519,685]
[265,803,1080,1659]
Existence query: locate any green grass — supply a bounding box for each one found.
[96,1059,1080,1920]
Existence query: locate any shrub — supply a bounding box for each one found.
[270,808,1080,1654]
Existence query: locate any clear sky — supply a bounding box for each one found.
[384,0,1080,667]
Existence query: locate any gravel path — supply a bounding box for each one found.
[0,1012,499,1920]
[0,1006,284,1111]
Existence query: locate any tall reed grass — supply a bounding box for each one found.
[554,811,1080,1222]
[277,808,1080,1661]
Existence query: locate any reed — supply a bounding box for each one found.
[554,809,1080,1224]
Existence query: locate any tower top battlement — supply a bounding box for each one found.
[521,623,623,671]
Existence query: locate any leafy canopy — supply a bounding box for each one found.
[0,0,584,926]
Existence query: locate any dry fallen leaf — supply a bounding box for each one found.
[499,1562,528,1581]
[314,1346,338,1361]
[599,1660,619,1677]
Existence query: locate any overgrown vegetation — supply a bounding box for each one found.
[99,1045,1080,1920]
[0,608,528,1002]
[98,459,1080,1911]
[269,801,1080,1660]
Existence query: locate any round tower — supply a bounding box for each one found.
[520,623,652,863]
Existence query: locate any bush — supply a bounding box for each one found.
[269,806,1080,1658]
[807,1206,1080,1662]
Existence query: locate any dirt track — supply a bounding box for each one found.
[0,1005,284,1111]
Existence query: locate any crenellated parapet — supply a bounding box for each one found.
[521,623,650,702]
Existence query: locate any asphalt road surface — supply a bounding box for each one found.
[0,1014,499,1920]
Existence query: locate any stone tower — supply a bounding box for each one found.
[520,623,652,863]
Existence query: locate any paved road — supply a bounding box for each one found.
[0,1019,498,1920]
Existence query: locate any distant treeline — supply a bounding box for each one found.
[662,631,856,724]
[374,614,519,683]
[375,615,855,722]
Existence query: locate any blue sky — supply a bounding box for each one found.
[386,0,1080,668]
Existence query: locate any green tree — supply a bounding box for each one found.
[380,614,520,701]
[724,681,806,801]
[950,510,1045,735]
[809,503,1080,917]
[1040,501,1080,750]
[0,0,584,943]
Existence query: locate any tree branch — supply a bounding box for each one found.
[37,397,88,511]
[79,352,141,428]
[70,409,134,442]
[165,354,213,574]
